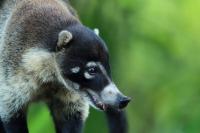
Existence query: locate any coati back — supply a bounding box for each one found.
[0,0,130,133]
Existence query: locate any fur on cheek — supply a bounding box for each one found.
[22,48,57,82]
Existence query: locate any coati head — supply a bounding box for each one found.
[56,24,131,111]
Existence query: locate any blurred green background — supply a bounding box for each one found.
[28,0,200,133]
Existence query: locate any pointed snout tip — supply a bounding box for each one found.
[118,96,132,109]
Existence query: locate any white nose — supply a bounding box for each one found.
[101,83,125,103]
[100,83,131,109]
[101,83,120,101]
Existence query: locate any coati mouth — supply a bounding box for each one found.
[86,91,107,111]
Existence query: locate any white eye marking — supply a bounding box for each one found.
[71,67,80,73]
[94,28,100,36]
[86,61,97,67]
[84,72,94,79]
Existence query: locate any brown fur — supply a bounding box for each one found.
[0,0,88,122]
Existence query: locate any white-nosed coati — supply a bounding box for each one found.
[0,0,130,133]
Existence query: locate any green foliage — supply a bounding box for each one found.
[28,0,200,132]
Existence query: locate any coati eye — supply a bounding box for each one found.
[87,66,98,75]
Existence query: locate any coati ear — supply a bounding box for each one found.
[94,28,99,36]
[57,30,73,50]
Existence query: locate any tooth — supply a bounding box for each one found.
[93,96,97,101]
[102,104,106,111]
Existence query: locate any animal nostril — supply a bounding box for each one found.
[119,97,131,109]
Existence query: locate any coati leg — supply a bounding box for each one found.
[47,91,89,133]
[2,110,28,133]
[49,104,128,133]
[50,109,83,133]
[106,109,128,133]
[0,118,5,133]
[48,101,84,133]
